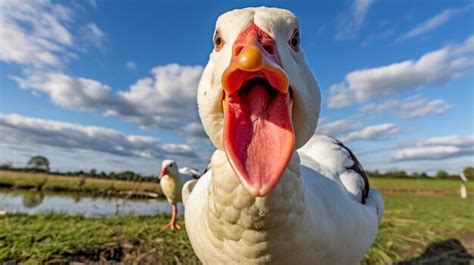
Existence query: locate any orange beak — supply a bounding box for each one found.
[222,32,289,95]
[221,23,294,197]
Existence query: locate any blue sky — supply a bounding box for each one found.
[0,0,473,175]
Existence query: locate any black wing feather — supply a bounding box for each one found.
[334,139,370,204]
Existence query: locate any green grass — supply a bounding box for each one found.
[0,214,198,264]
[1,178,473,264]
[362,194,474,264]
[0,170,162,196]
[371,178,474,193]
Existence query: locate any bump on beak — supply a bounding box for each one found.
[222,23,288,95]
[236,42,264,72]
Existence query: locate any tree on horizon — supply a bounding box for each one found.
[26,155,50,172]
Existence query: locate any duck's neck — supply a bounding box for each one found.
[206,150,306,238]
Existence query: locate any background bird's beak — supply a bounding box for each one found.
[221,23,294,197]
[159,167,168,179]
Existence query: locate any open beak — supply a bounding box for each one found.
[221,24,295,197]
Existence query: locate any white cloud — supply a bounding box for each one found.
[340,123,400,142]
[390,135,474,161]
[11,64,207,141]
[363,158,472,175]
[0,2,208,170]
[398,5,472,42]
[392,146,461,161]
[162,144,193,154]
[110,64,204,131]
[0,113,197,161]
[360,95,453,119]
[327,82,354,108]
[328,35,474,108]
[80,23,105,51]
[11,72,112,111]
[360,99,399,113]
[361,29,394,47]
[420,135,474,147]
[125,61,137,71]
[0,1,104,69]
[399,98,453,119]
[1,144,204,175]
[316,118,362,137]
[0,1,69,67]
[335,0,374,40]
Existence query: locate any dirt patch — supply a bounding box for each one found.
[394,236,426,260]
[452,232,474,255]
[396,235,474,265]
[47,237,163,264]
[379,188,453,195]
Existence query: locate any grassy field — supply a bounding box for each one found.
[363,194,473,264]
[0,214,196,264]
[0,170,162,197]
[370,178,474,194]
[0,178,473,264]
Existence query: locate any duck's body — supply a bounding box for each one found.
[183,7,383,264]
[160,160,183,230]
[160,172,181,205]
[185,136,382,264]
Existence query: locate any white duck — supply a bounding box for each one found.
[183,7,384,264]
[159,159,182,230]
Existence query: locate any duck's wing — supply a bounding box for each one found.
[182,179,198,205]
[179,167,203,179]
[182,163,211,206]
[181,161,212,205]
[299,135,383,221]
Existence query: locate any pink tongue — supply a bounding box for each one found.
[223,84,294,196]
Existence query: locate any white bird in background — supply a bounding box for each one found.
[159,159,183,230]
[460,172,468,199]
[182,7,384,264]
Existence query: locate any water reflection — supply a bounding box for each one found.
[22,192,44,208]
[0,191,183,217]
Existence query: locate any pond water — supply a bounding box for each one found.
[0,191,184,217]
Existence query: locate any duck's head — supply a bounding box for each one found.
[160,159,180,180]
[198,7,320,197]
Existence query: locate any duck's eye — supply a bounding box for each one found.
[289,29,300,52]
[214,30,224,51]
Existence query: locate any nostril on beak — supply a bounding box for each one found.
[233,45,244,57]
[263,44,275,55]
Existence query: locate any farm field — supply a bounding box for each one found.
[2,170,471,197]
[0,170,162,197]
[0,177,473,264]
[370,178,474,194]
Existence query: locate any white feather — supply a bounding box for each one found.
[179,167,201,178]
[182,179,198,205]
[185,150,382,264]
[160,160,182,205]
[460,183,467,199]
